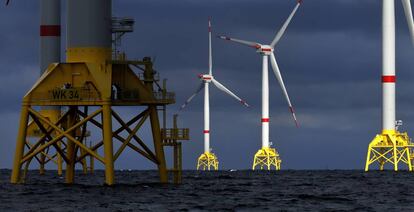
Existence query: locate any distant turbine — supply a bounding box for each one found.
[180,18,249,171]
[218,0,302,170]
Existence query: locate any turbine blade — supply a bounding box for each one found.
[269,53,298,127]
[211,78,249,107]
[402,0,414,45]
[217,35,261,49]
[270,1,302,47]
[179,82,204,111]
[209,17,213,75]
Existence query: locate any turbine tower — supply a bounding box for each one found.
[365,0,414,171]
[218,1,302,170]
[180,18,249,171]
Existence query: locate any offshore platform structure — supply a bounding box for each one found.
[24,0,94,177]
[11,0,181,185]
[365,0,414,171]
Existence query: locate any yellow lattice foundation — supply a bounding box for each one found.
[197,152,218,171]
[365,130,413,171]
[252,147,281,170]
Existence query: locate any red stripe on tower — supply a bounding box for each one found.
[261,118,269,123]
[40,25,61,37]
[203,130,210,134]
[382,75,396,83]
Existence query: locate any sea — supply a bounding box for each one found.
[0,170,413,211]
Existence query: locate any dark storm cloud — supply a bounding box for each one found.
[1,0,414,169]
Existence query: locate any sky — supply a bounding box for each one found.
[1,0,414,170]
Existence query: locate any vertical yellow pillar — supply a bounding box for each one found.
[90,152,95,174]
[364,143,372,171]
[80,148,88,174]
[65,107,76,184]
[65,142,75,183]
[149,106,168,183]
[11,105,30,184]
[102,103,114,185]
[178,142,182,184]
[407,148,412,171]
[39,151,46,175]
[57,141,63,176]
[393,136,398,171]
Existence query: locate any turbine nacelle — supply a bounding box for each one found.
[198,74,213,82]
[257,45,274,55]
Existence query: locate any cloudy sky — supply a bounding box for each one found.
[1,0,414,170]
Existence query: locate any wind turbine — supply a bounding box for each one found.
[365,0,414,171]
[180,18,249,171]
[218,0,302,170]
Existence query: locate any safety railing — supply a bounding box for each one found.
[161,128,190,141]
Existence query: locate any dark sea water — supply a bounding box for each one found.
[0,170,413,211]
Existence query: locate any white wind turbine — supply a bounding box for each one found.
[218,0,302,170]
[180,18,249,170]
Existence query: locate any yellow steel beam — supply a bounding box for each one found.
[26,142,58,165]
[22,107,104,164]
[65,107,77,184]
[11,105,30,183]
[78,109,158,163]
[113,111,149,161]
[76,141,103,163]
[111,109,157,160]
[148,106,168,183]
[102,103,115,185]
[114,136,157,164]
[29,113,69,163]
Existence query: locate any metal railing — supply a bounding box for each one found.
[161,128,190,141]
[137,73,160,81]
[153,92,175,103]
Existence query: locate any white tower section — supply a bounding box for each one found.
[40,0,61,73]
[204,82,210,153]
[261,55,270,148]
[382,0,396,131]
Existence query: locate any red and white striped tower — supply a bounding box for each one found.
[203,19,213,154]
[204,19,212,154]
[40,0,60,73]
[382,0,396,132]
[204,80,210,153]
[261,55,270,148]
[365,0,414,171]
